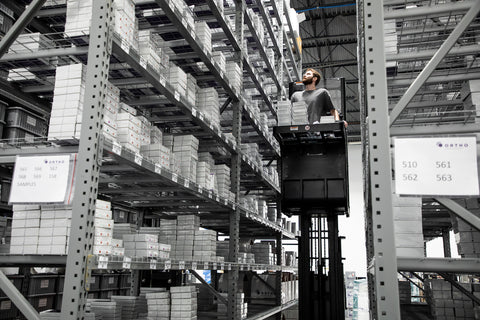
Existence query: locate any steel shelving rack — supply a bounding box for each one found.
[0,0,302,319]
[359,1,480,319]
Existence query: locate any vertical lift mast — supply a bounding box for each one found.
[274,122,349,319]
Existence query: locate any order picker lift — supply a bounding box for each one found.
[274,122,349,320]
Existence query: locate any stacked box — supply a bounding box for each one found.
[8,33,53,54]
[86,300,122,320]
[113,223,136,240]
[112,238,125,257]
[120,102,137,115]
[392,193,424,258]
[7,68,37,82]
[159,219,177,256]
[138,227,171,259]
[150,126,163,144]
[214,164,231,199]
[425,279,476,320]
[111,296,146,319]
[251,243,273,265]
[196,161,215,190]
[277,100,291,125]
[292,101,308,124]
[0,217,10,253]
[257,200,267,219]
[117,112,141,153]
[173,135,199,182]
[174,215,200,260]
[212,51,226,73]
[93,199,114,255]
[123,233,159,258]
[103,83,121,140]
[169,64,187,98]
[170,286,197,320]
[451,199,480,258]
[384,20,398,69]
[65,0,138,50]
[141,143,171,169]
[10,205,41,254]
[197,88,220,127]
[137,30,165,75]
[226,62,242,93]
[137,115,151,146]
[195,21,212,54]
[461,79,480,124]
[193,229,217,261]
[285,251,296,266]
[146,291,170,320]
[216,241,229,261]
[267,207,276,222]
[241,195,258,214]
[217,292,247,319]
[398,280,411,304]
[241,143,262,168]
[186,74,197,106]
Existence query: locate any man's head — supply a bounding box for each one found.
[302,68,321,86]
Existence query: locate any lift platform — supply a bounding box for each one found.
[274,122,349,320]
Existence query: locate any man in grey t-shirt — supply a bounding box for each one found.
[291,68,342,124]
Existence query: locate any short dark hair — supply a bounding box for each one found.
[306,68,321,86]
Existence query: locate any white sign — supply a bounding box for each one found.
[10,155,73,203]
[150,259,157,269]
[394,137,479,196]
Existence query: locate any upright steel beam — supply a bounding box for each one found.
[0,271,40,320]
[227,2,245,319]
[442,229,451,258]
[61,1,113,319]
[363,1,400,319]
[389,1,480,126]
[0,0,47,58]
[435,198,480,232]
[275,233,283,320]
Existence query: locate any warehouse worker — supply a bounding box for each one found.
[291,68,347,127]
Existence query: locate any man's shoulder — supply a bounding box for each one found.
[291,91,302,101]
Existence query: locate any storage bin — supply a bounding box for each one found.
[99,289,113,299]
[0,298,18,319]
[3,127,38,142]
[27,294,55,312]
[0,275,23,298]
[100,274,119,290]
[119,273,131,288]
[6,107,47,136]
[88,274,101,291]
[28,274,57,295]
[0,101,7,122]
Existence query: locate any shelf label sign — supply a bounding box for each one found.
[122,257,131,269]
[394,137,479,196]
[150,259,157,270]
[10,155,74,203]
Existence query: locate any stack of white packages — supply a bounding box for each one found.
[111,237,124,257]
[196,88,220,128]
[113,223,136,240]
[186,74,197,106]
[257,200,268,219]
[87,300,122,320]
[267,207,276,222]
[292,101,308,124]
[241,143,262,167]
[146,291,170,320]
[217,292,247,320]
[241,195,258,214]
[169,64,187,98]
[137,30,163,74]
[114,0,138,49]
[111,296,145,320]
[124,233,159,258]
[120,102,137,115]
[384,20,398,69]
[266,48,275,67]
[7,68,37,82]
[159,219,177,256]
[173,135,199,182]
[174,215,200,260]
[259,113,269,133]
[150,126,163,144]
[193,229,217,261]
[103,83,121,140]
[195,21,212,54]
[392,191,424,258]
[163,135,181,174]
[116,111,141,153]
[8,33,52,54]
[216,241,229,261]
[170,286,197,320]
[138,227,171,259]
[214,164,231,199]
[226,62,242,93]
[252,243,273,265]
[92,199,114,255]
[212,51,226,73]
[136,115,151,146]
[196,161,214,190]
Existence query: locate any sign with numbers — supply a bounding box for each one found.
[394,137,479,196]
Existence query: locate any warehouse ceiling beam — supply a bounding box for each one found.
[434,198,480,232]
[0,0,47,59]
[384,1,475,20]
[397,257,480,273]
[0,270,40,320]
[386,45,480,62]
[389,1,480,126]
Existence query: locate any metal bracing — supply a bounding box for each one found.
[362,1,401,319]
[435,198,480,232]
[0,0,47,58]
[383,1,475,20]
[190,270,228,305]
[397,257,480,273]
[389,1,480,126]
[0,270,40,320]
[386,44,480,62]
[437,273,480,306]
[60,1,113,318]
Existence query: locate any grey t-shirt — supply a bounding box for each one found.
[291,88,336,123]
